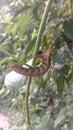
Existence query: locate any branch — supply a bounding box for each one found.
[0,46,31,68]
[25,0,53,130]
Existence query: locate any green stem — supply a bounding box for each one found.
[33,0,53,60]
[0,47,31,67]
[26,78,32,130]
[25,0,53,130]
[69,0,72,14]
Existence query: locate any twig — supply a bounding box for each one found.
[25,0,53,130]
[0,46,31,67]
[69,0,72,14]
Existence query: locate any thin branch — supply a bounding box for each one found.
[0,47,31,68]
[25,0,53,130]
[69,0,72,14]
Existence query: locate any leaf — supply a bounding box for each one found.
[0,58,8,66]
[13,5,31,18]
[61,65,70,76]
[54,108,66,127]
[68,118,73,130]
[46,119,59,130]
[37,115,59,130]
[33,6,40,21]
[54,37,60,49]
[61,127,69,130]
[61,32,72,45]
[63,19,73,40]
[57,75,64,94]
[25,37,36,55]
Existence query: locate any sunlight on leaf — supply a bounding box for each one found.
[54,108,66,128]
[68,118,73,130]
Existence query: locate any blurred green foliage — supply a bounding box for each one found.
[0,0,73,130]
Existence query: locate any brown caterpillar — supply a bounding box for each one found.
[10,46,52,77]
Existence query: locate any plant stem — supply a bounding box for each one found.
[33,0,53,60]
[25,0,53,130]
[69,0,72,14]
[0,47,31,67]
[26,78,32,130]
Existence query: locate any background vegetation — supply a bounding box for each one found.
[0,0,73,130]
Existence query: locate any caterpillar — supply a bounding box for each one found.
[10,46,52,77]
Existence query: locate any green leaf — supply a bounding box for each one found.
[61,65,70,76]
[25,37,36,55]
[68,118,73,130]
[0,58,8,66]
[57,75,64,94]
[62,127,69,130]
[54,108,66,127]
[63,19,73,40]
[37,115,60,130]
[13,5,31,18]
[46,119,59,130]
